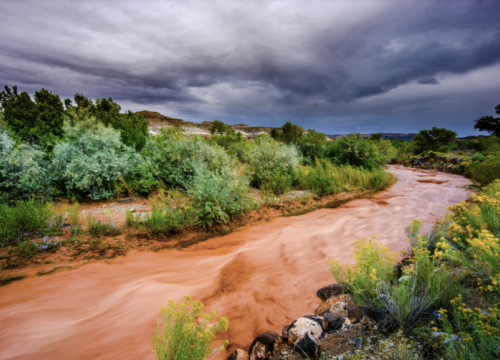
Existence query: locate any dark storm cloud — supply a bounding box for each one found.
[1,0,500,135]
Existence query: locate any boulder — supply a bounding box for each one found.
[316,284,345,301]
[249,341,267,360]
[294,331,320,360]
[315,294,349,315]
[228,349,250,360]
[288,317,323,345]
[303,315,329,331]
[344,298,364,323]
[248,331,282,356]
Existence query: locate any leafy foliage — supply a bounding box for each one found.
[189,170,255,227]
[139,127,234,193]
[474,103,500,136]
[413,127,457,153]
[0,199,55,247]
[153,296,228,360]
[52,119,140,200]
[0,86,64,146]
[0,129,55,203]
[270,121,305,144]
[248,135,300,187]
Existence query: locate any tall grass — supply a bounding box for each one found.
[153,296,228,360]
[300,160,397,196]
[0,199,55,247]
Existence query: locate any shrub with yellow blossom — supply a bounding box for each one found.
[153,296,228,360]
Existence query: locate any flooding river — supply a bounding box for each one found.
[0,166,471,360]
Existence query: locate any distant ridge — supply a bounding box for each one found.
[327,133,417,141]
[136,110,291,138]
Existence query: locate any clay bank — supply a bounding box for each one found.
[0,166,471,360]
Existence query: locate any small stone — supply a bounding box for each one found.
[288,317,323,345]
[249,341,267,360]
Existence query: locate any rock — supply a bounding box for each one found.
[304,315,329,331]
[228,349,250,360]
[330,298,349,318]
[315,294,349,315]
[248,331,282,356]
[288,317,323,345]
[316,284,345,301]
[344,299,363,323]
[294,331,320,360]
[282,324,291,342]
[249,341,267,360]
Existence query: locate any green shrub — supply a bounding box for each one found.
[300,159,346,196]
[86,212,122,237]
[471,152,486,162]
[0,199,54,247]
[325,134,392,170]
[52,119,141,200]
[153,296,228,360]
[139,127,234,193]
[189,170,255,227]
[466,154,500,185]
[248,135,300,187]
[330,235,458,331]
[143,207,196,235]
[266,171,294,195]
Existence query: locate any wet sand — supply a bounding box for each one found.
[0,166,471,359]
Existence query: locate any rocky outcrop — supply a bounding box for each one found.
[390,155,464,173]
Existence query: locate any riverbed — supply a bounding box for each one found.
[0,166,471,359]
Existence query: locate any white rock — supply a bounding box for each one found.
[288,317,323,345]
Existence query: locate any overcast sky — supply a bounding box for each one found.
[1,0,500,136]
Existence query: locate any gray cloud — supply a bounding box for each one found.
[1,0,500,135]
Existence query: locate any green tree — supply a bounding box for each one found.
[209,119,234,135]
[413,127,457,152]
[67,94,149,151]
[270,122,304,144]
[0,86,64,146]
[474,104,500,136]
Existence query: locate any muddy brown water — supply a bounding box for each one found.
[0,166,471,360]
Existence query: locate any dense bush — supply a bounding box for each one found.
[0,129,55,203]
[248,135,300,188]
[51,119,141,200]
[0,199,55,247]
[466,154,500,186]
[0,86,65,147]
[330,235,457,331]
[326,134,388,170]
[413,127,457,153]
[153,296,228,360]
[189,170,255,227]
[66,94,149,151]
[139,127,234,193]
